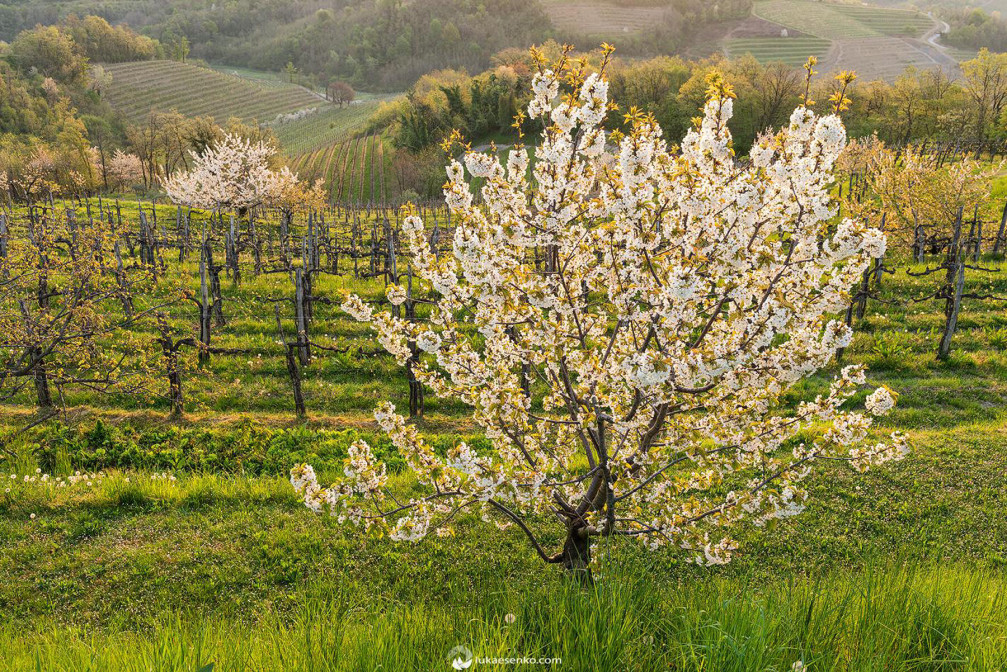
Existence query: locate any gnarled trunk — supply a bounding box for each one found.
[33,350,52,409]
[559,525,593,584]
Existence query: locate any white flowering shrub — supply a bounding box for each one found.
[292,51,908,572]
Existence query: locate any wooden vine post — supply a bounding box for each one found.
[274,304,306,417]
[939,208,966,360]
[154,312,194,418]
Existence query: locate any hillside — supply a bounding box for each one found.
[722,0,959,80]
[0,0,551,92]
[290,133,398,204]
[101,60,323,125]
[272,94,403,157]
[541,0,670,38]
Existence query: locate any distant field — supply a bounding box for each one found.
[754,0,932,40]
[831,4,934,36]
[541,0,668,37]
[207,64,304,89]
[102,60,323,125]
[723,36,831,66]
[825,36,949,80]
[721,1,952,80]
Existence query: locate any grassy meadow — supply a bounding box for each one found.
[4,196,1007,669]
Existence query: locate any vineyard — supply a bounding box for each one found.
[722,1,957,81]
[722,36,831,66]
[4,111,1007,666]
[101,60,324,125]
[753,1,933,40]
[273,101,386,156]
[289,133,398,204]
[541,0,669,38]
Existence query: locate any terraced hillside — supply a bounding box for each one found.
[723,1,957,81]
[102,61,323,124]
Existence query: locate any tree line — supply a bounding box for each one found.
[374,44,1007,198]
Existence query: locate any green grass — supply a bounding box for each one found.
[3,563,1007,670]
[0,430,1006,670]
[102,61,323,125]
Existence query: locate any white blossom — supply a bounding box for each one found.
[866,387,896,416]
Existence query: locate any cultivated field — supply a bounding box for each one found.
[274,100,388,157]
[722,0,957,81]
[289,133,398,204]
[102,61,323,125]
[754,0,932,40]
[540,0,669,37]
[722,36,831,66]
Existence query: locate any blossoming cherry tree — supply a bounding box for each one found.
[292,50,907,575]
[164,133,322,213]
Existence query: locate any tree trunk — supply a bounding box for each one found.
[405,271,423,417]
[295,269,310,366]
[837,300,856,362]
[286,345,306,418]
[973,207,982,262]
[198,255,211,366]
[559,526,593,584]
[913,210,925,264]
[33,348,52,409]
[995,201,1007,256]
[0,213,7,261]
[855,268,871,320]
[167,354,183,417]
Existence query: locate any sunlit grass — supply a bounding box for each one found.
[2,562,1005,671]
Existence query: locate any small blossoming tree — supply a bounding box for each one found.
[163,133,322,213]
[107,149,145,191]
[292,49,908,574]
